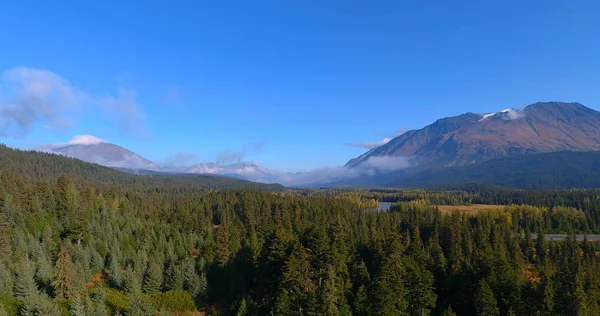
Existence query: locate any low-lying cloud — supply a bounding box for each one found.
[271,156,413,186]
[0,67,149,139]
[359,156,411,171]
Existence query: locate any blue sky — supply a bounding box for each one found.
[1,1,599,171]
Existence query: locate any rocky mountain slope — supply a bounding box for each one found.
[347,102,600,168]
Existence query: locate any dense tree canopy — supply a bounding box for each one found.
[1,146,600,314]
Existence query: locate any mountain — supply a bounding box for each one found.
[52,142,159,170]
[40,136,159,171]
[347,102,600,168]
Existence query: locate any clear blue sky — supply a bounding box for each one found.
[1,1,599,171]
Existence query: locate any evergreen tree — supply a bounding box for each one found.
[441,305,457,316]
[236,298,248,316]
[70,295,86,316]
[404,260,437,316]
[109,248,124,289]
[90,287,108,316]
[473,279,500,316]
[0,262,12,295]
[165,261,184,291]
[183,258,203,298]
[125,267,153,316]
[371,246,409,316]
[274,288,292,316]
[143,260,164,293]
[52,243,75,299]
[353,285,370,316]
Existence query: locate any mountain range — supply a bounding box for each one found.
[35,101,600,189]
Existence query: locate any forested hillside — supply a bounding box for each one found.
[0,145,283,192]
[392,150,600,190]
[1,153,600,315]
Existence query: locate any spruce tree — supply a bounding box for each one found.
[143,260,164,294]
[0,262,12,295]
[441,305,457,316]
[52,243,75,299]
[165,261,184,291]
[182,258,202,298]
[371,250,408,316]
[70,295,86,316]
[473,279,500,316]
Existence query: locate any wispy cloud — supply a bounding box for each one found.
[102,87,149,139]
[345,127,408,149]
[345,138,391,149]
[0,67,149,139]
[0,67,84,137]
[270,156,413,186]
[160,151,197,168]
[216,141,266,164]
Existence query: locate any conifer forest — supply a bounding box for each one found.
[1,147,600,315]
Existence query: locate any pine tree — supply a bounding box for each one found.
[0,262,12,295]
[236,298,248,316]
[441,305,457,316]
[124,266,142,295]
[274,288,292,316]
[353,285,370,316]
[70,295,86,316]
[405,259,437,316]
[90,287,108,316]
[52,243,75,299]
[109,248,124,289]
[165,261,184,291]
[182,258,202,298]
[36,294,62,316]
[36,252,54,287]
[14,261,37,300]
[125,266,153,316]
[282,245,314,313]
[473,279,500,316]
[143,260,164,293]
[371,250,409,316]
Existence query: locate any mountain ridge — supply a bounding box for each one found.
[346,102,600,168]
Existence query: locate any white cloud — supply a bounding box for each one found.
[345,137,391,149]
[68,134,106,145]
[0,67,149,139]
[268,156,412,186]
[0,67,85,137]
[500,108,526,120]
[359,156,411,171]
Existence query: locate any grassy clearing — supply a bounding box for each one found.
[436,204,505,214]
